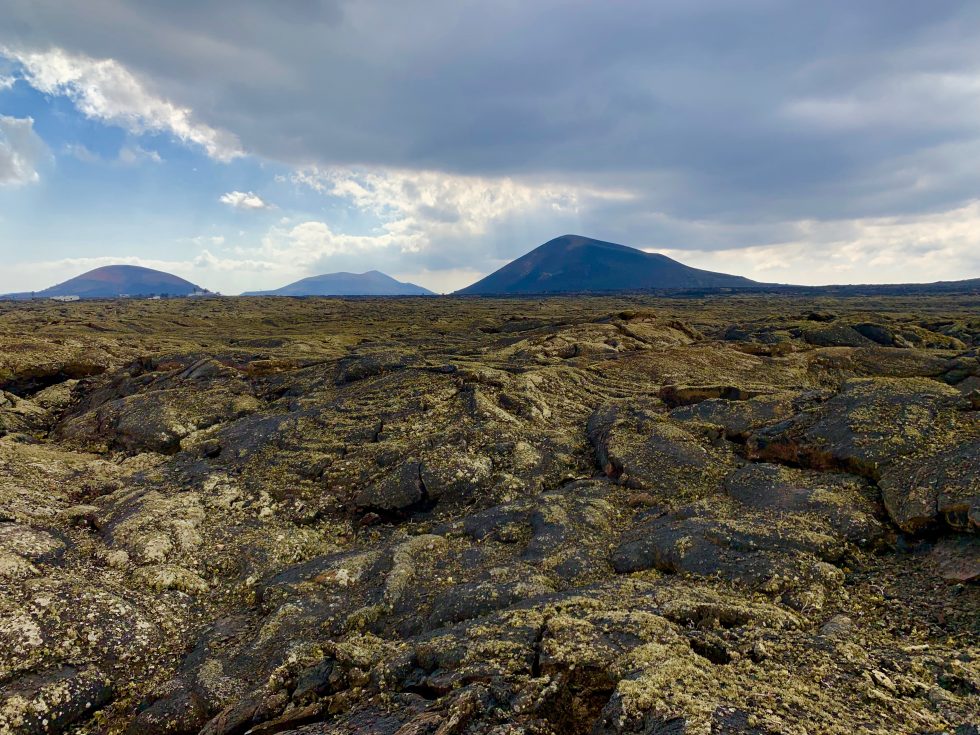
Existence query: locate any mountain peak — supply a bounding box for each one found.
[29,265,205,299]
[456,235,757,294]
[242,270,434,297]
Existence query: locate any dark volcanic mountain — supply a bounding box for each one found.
[456,234,758,294]
[19,265,205,299]
[243,270,435,296]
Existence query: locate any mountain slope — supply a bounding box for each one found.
[243,271,435,296]
[456,235,758,294]
[20,265,205,299]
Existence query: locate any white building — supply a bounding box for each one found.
[50,295,80,302]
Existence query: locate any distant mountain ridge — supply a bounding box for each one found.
[456,235,759,294]
[3,240,978,301]
[243,270,435,296]
[2,265,206,299]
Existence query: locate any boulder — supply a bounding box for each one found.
[724,463,884,545]
[0,667,113,735]
[802,325,874,348]
[335,350,420,384]
[588,403,735,501]
[611,498,848,609]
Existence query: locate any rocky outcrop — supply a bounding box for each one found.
[748,377,979,532]
[0,295,977,734]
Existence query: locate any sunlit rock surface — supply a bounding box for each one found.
[0,295,977,734]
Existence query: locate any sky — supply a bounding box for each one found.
[1,0,979,295]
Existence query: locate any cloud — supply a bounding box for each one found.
[782,72,980,136]
[0,74,14,90]
[188,235,226,247]
[293,166,630,258]
[259,219,395,262]
[0,115,48,185]
[191,249,280,273]
[4,3,977,195]
[118,143,162,165]
[219,191,272,210]
[184,169,591,286]
[65,142,100,163]
[66,141,162,165]
[656,200,980,285]
[3,46,242,161]
[1,2,980,284]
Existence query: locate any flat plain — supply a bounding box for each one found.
[0,294,977,734]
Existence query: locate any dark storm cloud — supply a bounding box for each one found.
[2,0,979,265]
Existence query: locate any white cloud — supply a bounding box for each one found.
[0,115,48,186]
[118,144,162,165]
[0,74,15,90]
[657,200,980,285]
[191,249,281,272]
[220,190,273,210]
[65,142,100,163]
[293,166,631,253]
[259,220,396,263]
[4,46,242,161]
[217,168,633,289]
[66,141,162,165]
[188,235,226,247]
